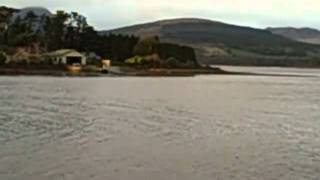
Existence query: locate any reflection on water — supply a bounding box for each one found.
[1,67,320,180]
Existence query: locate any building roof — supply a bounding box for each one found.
[45,49,84,57]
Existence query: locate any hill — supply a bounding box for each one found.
[10,7,52,32]
[267,27,320,45]
[0,6,18,30]
[102,18,320,66]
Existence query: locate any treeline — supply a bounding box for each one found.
[0,8,198,68]
[155,43,196,63]
[126,36,198,68]
[93,34,139,62]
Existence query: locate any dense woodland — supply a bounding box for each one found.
[0,7,198,68]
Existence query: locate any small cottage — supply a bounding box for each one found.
[45,49,86,65]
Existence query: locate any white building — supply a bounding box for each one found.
[46,49,86,65]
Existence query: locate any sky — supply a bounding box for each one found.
[2,0,320,30]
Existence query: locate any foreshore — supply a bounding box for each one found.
[0,66,314,77]
[110,67,230,76]
[0,66,229,77]
[0,68,101,77]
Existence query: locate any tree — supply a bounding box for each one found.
[0,51,6,65]
[95,33,139,61]
[166,57,179,68]
[69,12,88,33]
[154,43,198,67]
[64,12,88,49]
[44,10,70,50]
[24,11,37,30]
[133,36,159,56]
[7,16,33,46]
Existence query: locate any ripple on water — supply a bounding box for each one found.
[0,74,320,180]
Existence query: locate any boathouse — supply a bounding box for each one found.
[46,49,86,65]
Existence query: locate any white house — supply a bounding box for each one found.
[46,49,86,65]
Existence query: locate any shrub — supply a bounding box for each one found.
[0,52,7,65]
[166,57,179,68]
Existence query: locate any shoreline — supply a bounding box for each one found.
[0,66,316,78]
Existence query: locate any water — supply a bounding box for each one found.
[1,67,320,180]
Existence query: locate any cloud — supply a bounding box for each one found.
[2,0,320,30]
[3,0,103,9]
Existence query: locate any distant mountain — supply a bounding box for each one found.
[102,18,320,66]
[11,7,51,21]
[1,6,52,35]
[10,7,52,32]
[267,27,320,45]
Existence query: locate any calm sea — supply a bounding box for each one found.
[1,66,320,180]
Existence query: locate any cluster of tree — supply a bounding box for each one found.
[0,10,140,61]
[155,43,197,64]
[93,34,139,62]
[129,36,198,68]
[5,13,40,47]
[0,6,18,46]
[0,8,198,68]
[0,51,6,65]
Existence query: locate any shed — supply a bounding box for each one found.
[45,49,86,65]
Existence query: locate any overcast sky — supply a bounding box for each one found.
[2,0,320,30]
